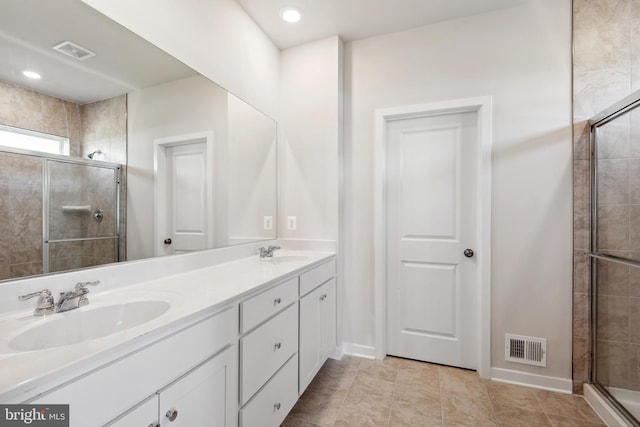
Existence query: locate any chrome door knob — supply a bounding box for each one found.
[464,249,474,258]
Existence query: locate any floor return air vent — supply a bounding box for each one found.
[505,334,547,367]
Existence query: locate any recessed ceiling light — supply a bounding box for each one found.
[280,7,302,23]
[23,70,41,80]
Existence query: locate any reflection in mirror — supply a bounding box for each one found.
[0,0,277,281]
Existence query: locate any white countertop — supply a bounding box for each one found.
[0,250,335,403]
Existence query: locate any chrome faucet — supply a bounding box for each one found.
[259,245,281,258]
[19,281,100,316]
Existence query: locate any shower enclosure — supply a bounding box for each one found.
[589,90,640,425]
[0,148,121,280]
[45,157,121,273]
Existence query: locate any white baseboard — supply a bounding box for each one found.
[490,367,573,394]
[584,384,632,426]
[342,342,376,360]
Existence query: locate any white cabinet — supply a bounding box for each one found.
[109,346,236,427]
[239,354,298,427]
[320,278,337,362]
[158,346,236,427]
[239,278,300,427]
[31,307,238,427]
[108,396,157,427]
[298,259,336,395]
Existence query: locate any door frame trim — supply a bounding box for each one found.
[373,96,492,378]
[153,131,214,256]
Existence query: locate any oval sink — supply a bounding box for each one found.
[10,300,170,351]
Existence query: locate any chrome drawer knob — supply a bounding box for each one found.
[464,248,474,258]
[166,409,178,422]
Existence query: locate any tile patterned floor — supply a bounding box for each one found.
[282,356,606,427]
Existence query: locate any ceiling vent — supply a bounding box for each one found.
[52,41,96,61]
[505,334,547,367]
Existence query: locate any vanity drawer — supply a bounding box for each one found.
[240,354,298,427]
[240,303,298,405]
[241,276,298,333]
[299,259,336,296]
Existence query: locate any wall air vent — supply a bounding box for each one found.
[52,41,96,61]
[505,334,547,367]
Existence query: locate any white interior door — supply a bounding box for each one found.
[386,111,478,369]
[164,142,207,254]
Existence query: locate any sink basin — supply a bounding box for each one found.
[261,255,311,264]
[10,300,170,351]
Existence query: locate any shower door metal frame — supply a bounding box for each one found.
[42,156,122,274]
[588,89,640,427]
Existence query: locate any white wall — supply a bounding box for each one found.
[279,36,342,241]
[81,0,279,118]
[343,1,573,380]
[227,94,277,243]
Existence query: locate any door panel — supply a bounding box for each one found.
[386,111,478,369]
[166,142,207,253]
[401,262,456,336]
[401,127,458,239]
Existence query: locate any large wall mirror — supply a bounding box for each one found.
[0,0,278,281]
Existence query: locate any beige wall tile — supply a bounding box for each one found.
[595,340,629,388]
[597,205,629,251]
[574,292,590,339]
[596,295,629,341]
[597,159,629,205]
[574,68,630,121]
[574,250,590,294]
[596,255,629,296]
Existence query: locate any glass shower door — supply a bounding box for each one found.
[44,159,120,273]
[590,92,640,423]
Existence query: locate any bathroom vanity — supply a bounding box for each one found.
[0,250,337,427]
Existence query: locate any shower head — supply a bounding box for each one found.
[87,150,102,159]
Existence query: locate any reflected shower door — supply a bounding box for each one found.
[44,159,120,273]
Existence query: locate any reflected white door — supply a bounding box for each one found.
[165,142,207,254]
[386,111,478,369]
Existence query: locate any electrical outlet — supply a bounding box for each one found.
[287,216,297,231]
[263,216,273,230]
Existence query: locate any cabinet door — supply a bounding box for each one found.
[106,395,159,427]
[159,345,238,427]
[298,285,322,394]
[320,278,337,361]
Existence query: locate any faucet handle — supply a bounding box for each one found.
[75,281,99,308]
[75,280,100,292]
[18,289,55,316]
[19,289,52,301]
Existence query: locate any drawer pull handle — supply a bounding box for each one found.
[166,409,178,422]
[274,297,282,305]
[274,342,282,350]
[320,294,327,301]
[274,402,281,411]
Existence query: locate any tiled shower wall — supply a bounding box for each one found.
[572,0,640,392]
[0,82,126,279]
